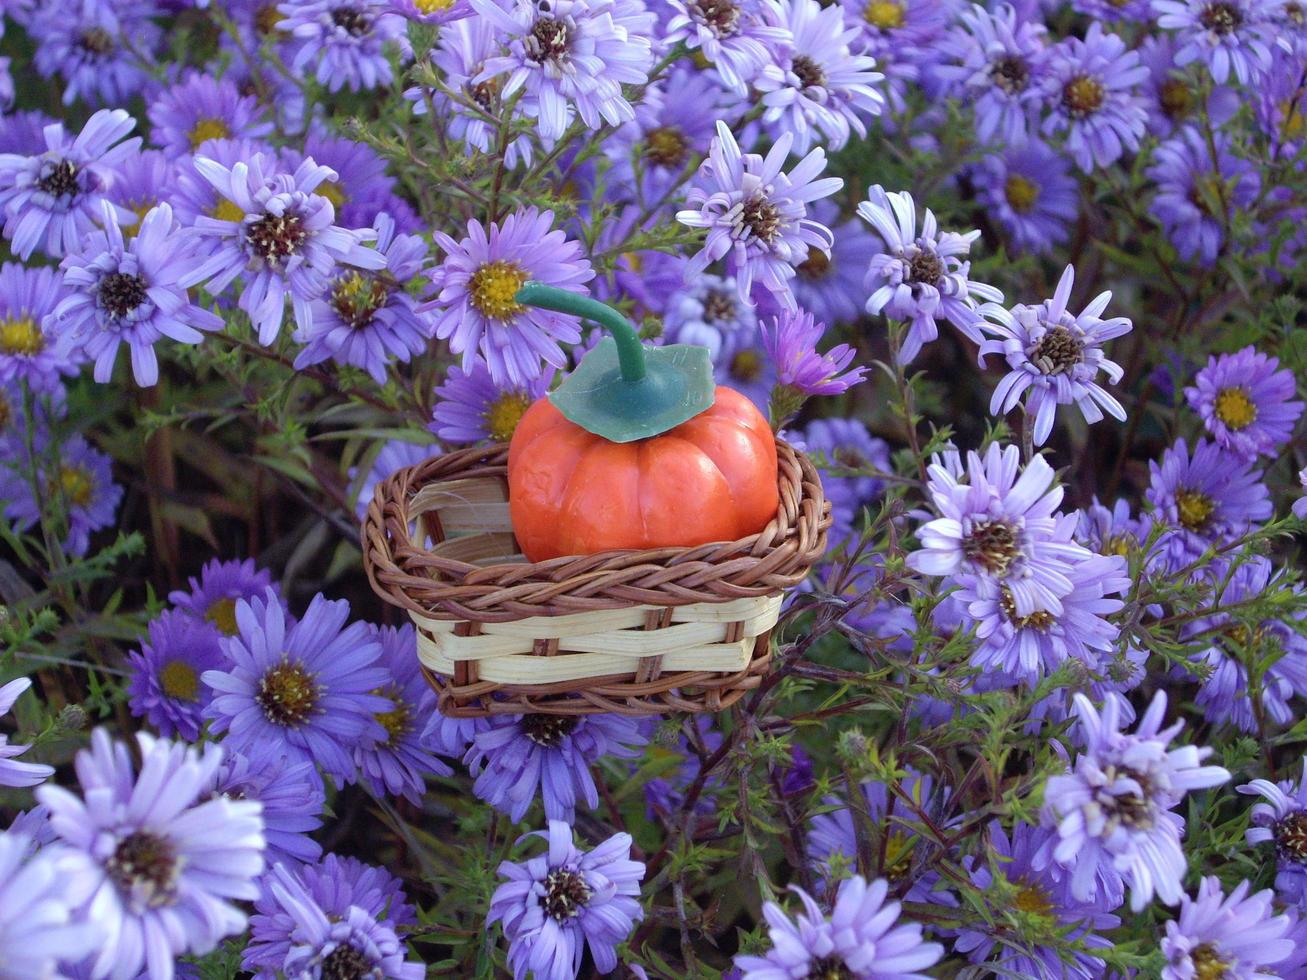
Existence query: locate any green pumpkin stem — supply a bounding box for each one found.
[514,282,647,384]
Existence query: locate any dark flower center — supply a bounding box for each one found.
[1190,942,1232,980]
[645,126,689,168]
[1030,325,1084,375]
[98,272,149,320]
[0,392,9,431]
[469,78,500,110]
[1275,811,1307,862]
[998,587,1055,630]
[542,868,593,921]
[331,271,392,329]
[797,245,831,280]
[990,55,1028,94]
[907,249,944,286]
[1175,489,1216,531]
[37,159,80,199]
[741,196,782,244]
[527,16,571,64]
[1062,75,1105,117]
[256,659,320,727]
[79,28,115,55]
[1102,765,1156,829]
[792,54,827,90]
[522,714,579,747]
[805,957,853,979]
[160,660,200,702]
[256,3,285,36]
[702,288,737,324]
[1286,0,1306,24]
[321,943,373,980]
[691,0,741,37]
[963,519,1021,576]
[731,349,763,383]
[833,447,868,469]
[1160,79,1193,120]
[107,831,180,900]
[50,466,94,508]
[247,213,309,265]
[1200,1,1242,32]
[331,6,373,35]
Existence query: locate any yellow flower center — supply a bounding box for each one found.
[331,271,391,329]
[882,830,913,881]
[160,660,200,702]
[1004,174,1040,213]
[373,687,410,744]
[256,659,320,727]
[731,349,763,383]
[644,126,689,168]
[205,597,239,636]
[1062,75,1105,117]
[1191,943,1232,980]
[1012,879,1055,918]
[1104,533,1134,558]
[487,391,533,442]
[54,466,94,507]
[317,181,346,210]
[1280,99,1305,140]
[0,316,42,356]
[416,0,456,10]
[864,0,906,28]
[468,260,528,321]
[620,251,643,274]
[1176,489,1215,531]
[210,198,246,223]
[1213,386,1257,430]
[121,200,156,238]
[188,118,231,149]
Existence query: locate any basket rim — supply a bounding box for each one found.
[361,437,830,622]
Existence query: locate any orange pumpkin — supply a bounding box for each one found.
[508,386,779,561]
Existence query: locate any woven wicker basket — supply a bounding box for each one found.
[361,440,829,717]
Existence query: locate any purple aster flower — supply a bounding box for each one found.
[663,272,761,359]
[1154,0,1274,84]
[126,609,226,742]
[389,0,473,22]
[0,110,57,157]
[29,0,160,107]
[908,443,1088,616]
[980,263,1132,445]
[0,677,53,788]
[1296,468,1307,519]
[146,71,274,157]
[1072,0,1153,22]
[293,213,434,385]
[800,417,891,545]
[284,130,418,233]
[1139,35,1241,137]
[180,152,386,345]
[467,713,646,823]
[972,137,1078,256]
[1146,437,1272,565]
[838,0,950,70]
[168,557,279,638]
[279,0,411,91]
[430,360,551,445]
[207,749,325,866]
[0,262,74,394]
[246,857,421,979]
[715,326,777,410]
[202,590,390,786]
[938,3,1048,148]
[1255,48,1307,158]
[754,0,884,153]
[585,210,688,318]
[0,108,140,261]
[0,831,101,976]
[958,545,1129,686]
[470,0,655,144]
[36,730,265,979]
[1,433,123,557]
[762,308,866,398]
[1039,24,1148,173]
[489,820,644,980]
[1161,876,1293,979]
[54,202,224,386]
[1147,125,1259,266]
[1076,496,1159,567]
[107,150,177,238]
[662,0,791,94]
[353,437,437,520]
[954,823,1119,978]
[422,711,490,760]
[678,122,842,311]
[168,138,276,227]
[352,624,452,804]
[858,184,1002,363]
[1040,691,1230,911]
[1184,345,1304,460]
[423,207,593,386]
[1240,757,1307,908]
[793,199,879,325]
[735,875,943,979]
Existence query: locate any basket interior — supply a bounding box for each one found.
[411,474,523,565]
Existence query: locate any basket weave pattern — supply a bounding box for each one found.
[361,441,829,716]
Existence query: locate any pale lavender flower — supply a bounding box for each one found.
[0,832,101,977]
[678,122,842,311]
[146,71,274,157]
[29,0,160,107]
[980,263,1132,445]
[36,731,266,980]
[0,677,53,788]
[488,820,645,980]
[858,184,1002,363]
[1154,0,1274,84]
[207,750,325,866]
[793,199,880,325]
[1296,467,1307,519]
[662,0,791,94]
[180,153,385,345]
[168,557,279,638]
[1161,876,1293,979]
[762,308,866,395]
[1241,757,1307,908]
[0,263,73,394]
[1040,691,1230,911]
[735,875,943,979]
[126,609,225,742]
[1184,345,1304,460]
[972,137,1079,256]
[279,0,411,91]
[430,360,551,444]
[1,433,123,557]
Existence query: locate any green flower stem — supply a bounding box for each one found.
[514,282,647,384]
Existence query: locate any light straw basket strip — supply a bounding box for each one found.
[361,440,829,716]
